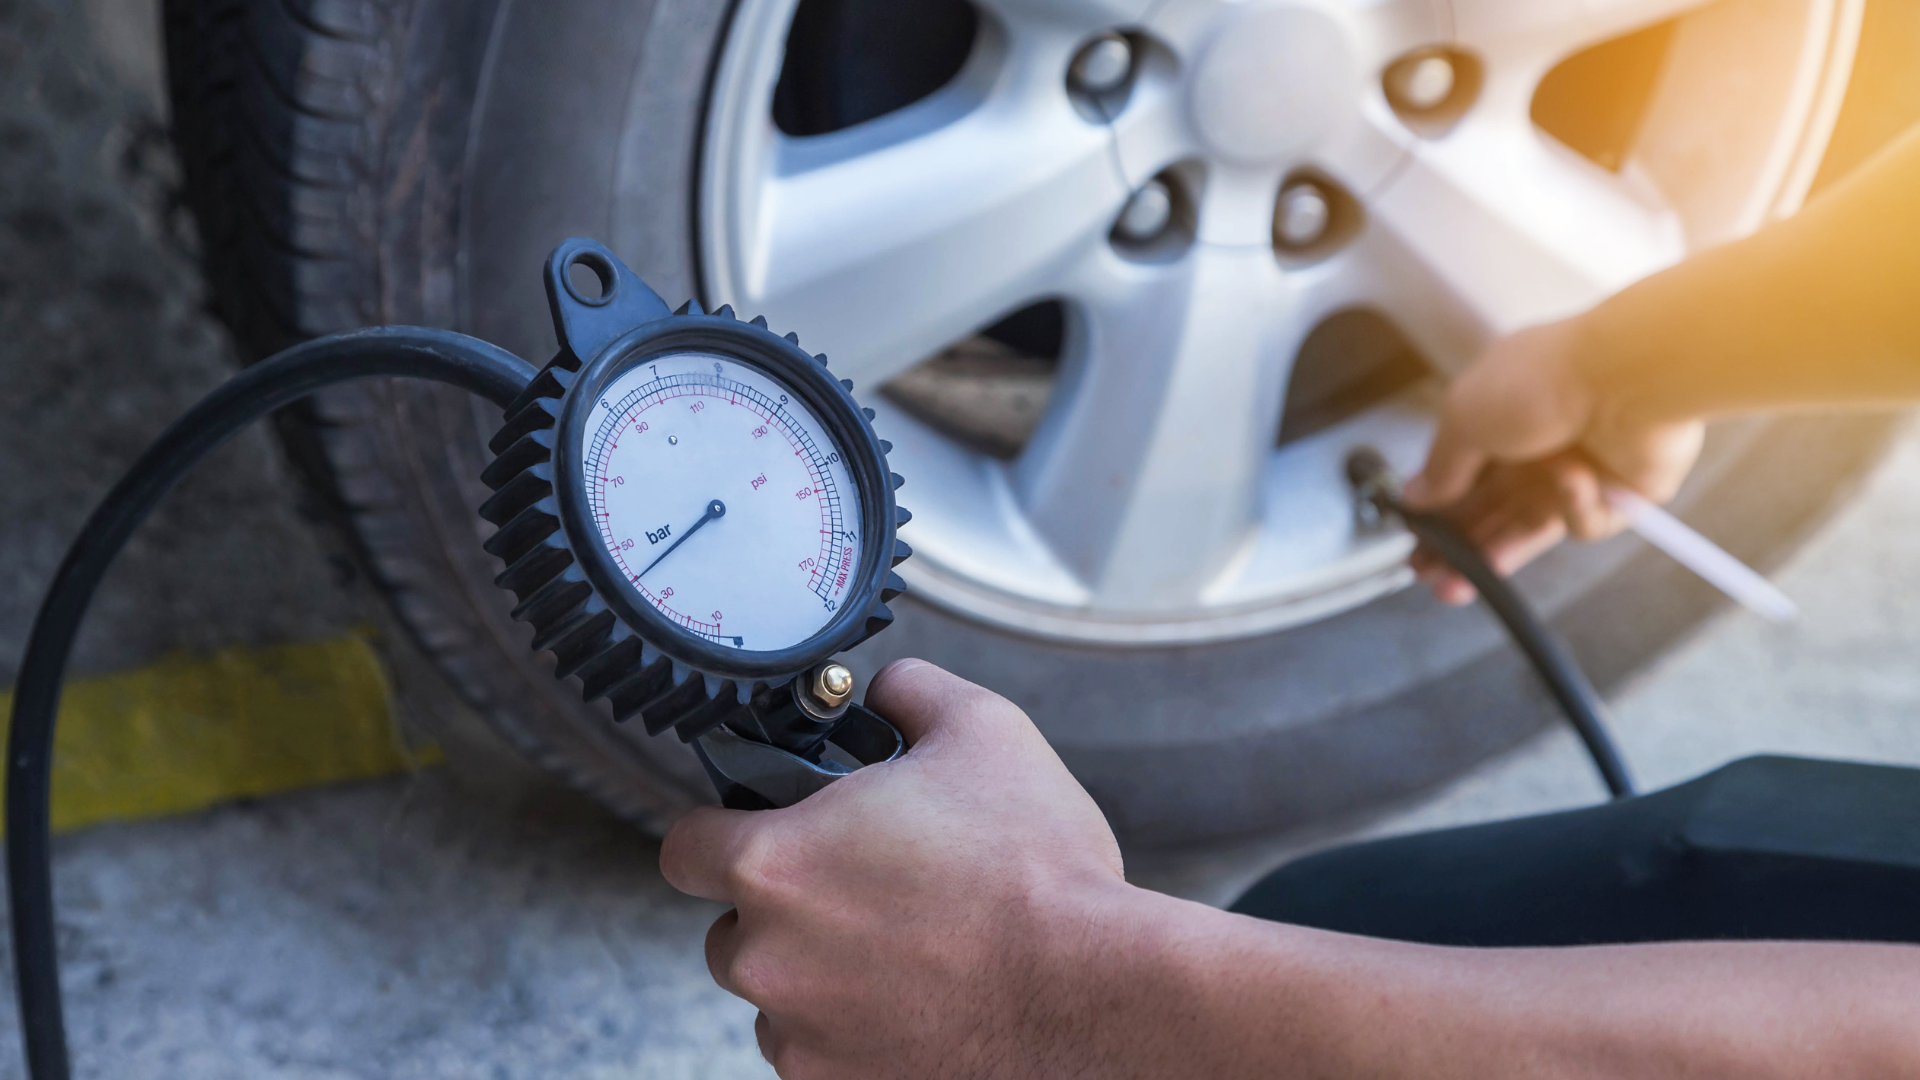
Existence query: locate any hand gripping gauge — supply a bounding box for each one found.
[479,239,912,810]
[3,240,911,1077]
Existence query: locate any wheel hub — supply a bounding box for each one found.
[1188,6,1350,165]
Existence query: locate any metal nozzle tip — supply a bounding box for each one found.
[1345,446,1391,491]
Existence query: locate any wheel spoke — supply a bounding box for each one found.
[1015,245,1335,609]
[709,57,1127,389]
[1365,110,1684,365]
[1450,0,1718,68]
[1195,166,1287,247]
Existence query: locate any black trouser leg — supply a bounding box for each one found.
[1231,756,1920,946]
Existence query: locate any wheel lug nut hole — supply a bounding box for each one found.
[1276,184,1331,248]
[1399,56,1454,110]
[1117,179,1174,242]
[1068,29,1159,122]
[1383,47,1481,133]
[1272,172,1357,261]
[1071,31,1133,94]
[1110,166,1198,258]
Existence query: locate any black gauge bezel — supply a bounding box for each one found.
[554,316,896,683]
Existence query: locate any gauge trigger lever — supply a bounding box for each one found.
[693,704,904,810]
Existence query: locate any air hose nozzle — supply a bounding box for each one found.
[1344,446,1402,509]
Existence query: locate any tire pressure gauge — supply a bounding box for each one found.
[479,239,911,809]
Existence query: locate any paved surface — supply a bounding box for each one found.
[9,776,772,1080]
[7,1,1920,1076]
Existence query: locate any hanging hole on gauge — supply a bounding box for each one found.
[565,251,618,306]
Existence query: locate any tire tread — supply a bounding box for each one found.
[166,0,708,830]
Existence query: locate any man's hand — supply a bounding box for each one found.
[660,664,1920,1080]
[1405,318,1704,604]
[1405,122,1920,602]
[659,660,1133,1080]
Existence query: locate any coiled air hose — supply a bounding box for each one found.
[6,327,537,1080]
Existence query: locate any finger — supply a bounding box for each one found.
[705,909,743,996]
[1423,526,1559,606]
[1409,545,1441,577]
[1434,458,1538,545]
[1430,497,1549,598]
[1413,455,1580,601]
[1463,467,1571,555]
[1405,421,1488,510]
[1462,494,1531,552]
[1483,515,1569,578]
[1411,512,1494,604]
[1549,460,1625,541]
[755,1012,781,1071]
[1412,546,1478,605]
[864,658,1020,747]
[1407,472,1512,598]
[660,805,767,904]
[1433,572,1477,606]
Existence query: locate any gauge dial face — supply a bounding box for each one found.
[582,351,865,653]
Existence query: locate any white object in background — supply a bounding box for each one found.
[1608,487,1800,623]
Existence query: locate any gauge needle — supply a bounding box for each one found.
[636,500,726,580]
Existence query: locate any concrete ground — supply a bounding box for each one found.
[6,0,1920,1077]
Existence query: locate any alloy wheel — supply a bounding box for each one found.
[696,0,1860,647]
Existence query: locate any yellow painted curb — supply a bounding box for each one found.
[2,632,440,834]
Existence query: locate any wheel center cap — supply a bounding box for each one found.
[1189,5,1352,165]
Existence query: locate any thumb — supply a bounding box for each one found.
[863,659,1021,748]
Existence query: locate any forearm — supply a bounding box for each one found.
[1575,122,1920,425]
[1077,888,1920,1079]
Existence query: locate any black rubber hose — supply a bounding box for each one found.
[1346,449,1636,801]
[6,327,536,1080]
